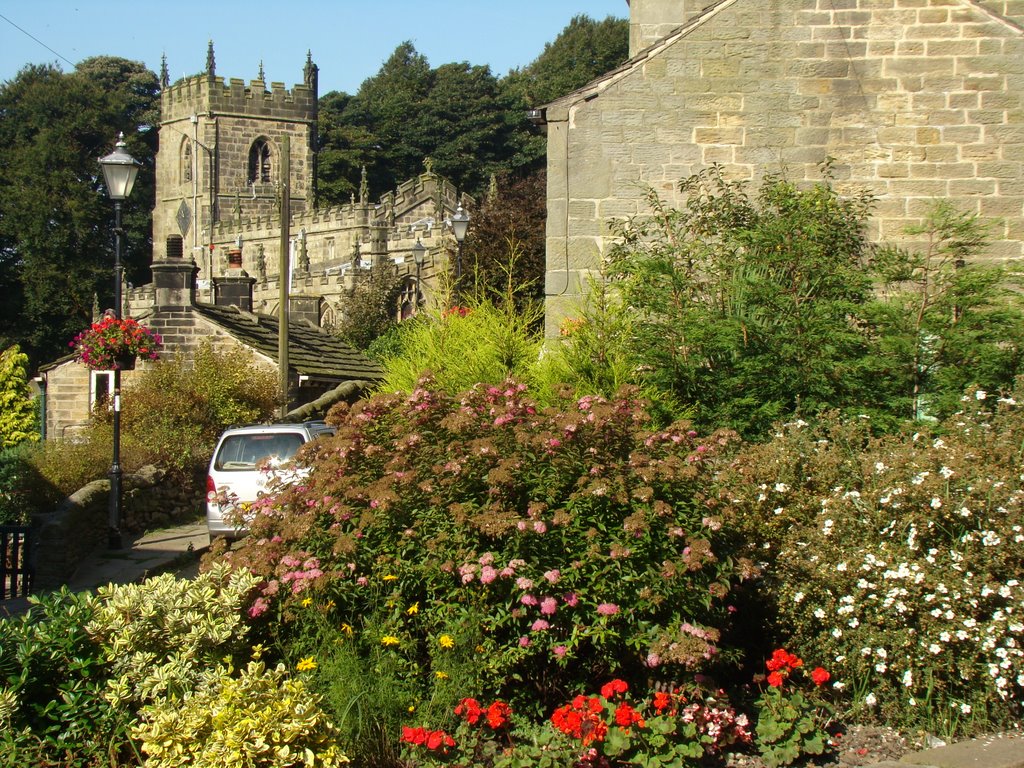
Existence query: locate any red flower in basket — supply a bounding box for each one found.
[71,317,162,371]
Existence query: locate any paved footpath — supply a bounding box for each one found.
[878,731,1024,768]
[1,520,210,618]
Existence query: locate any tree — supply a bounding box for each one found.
[0,59,158,367]
[460,169,547,310]
[331,262,406,351]
[503,14,629,107]
[864,201,1024,421]
[0,345,38,448]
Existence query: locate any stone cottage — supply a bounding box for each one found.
[540,0,1024,335]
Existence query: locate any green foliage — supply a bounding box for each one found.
[119,341,279,475]
[0,566,265,765]
[601,170,1024,438]
[864,201,1024,421]
[0,588,133,767]
[25,429,113,503]
[0,59,158,365]
[0,443,46,525]
[332,261,406,350]
[377,299,546,397]
[0,345,39,449]
[133,654,346,768]
[86,563,260,708]
[504,14,630,107]
[607,166,878,438]
[319,42,527,199]
[461,170,547,309]
[718,389,1024,738]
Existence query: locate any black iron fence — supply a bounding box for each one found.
[1,525,33,600]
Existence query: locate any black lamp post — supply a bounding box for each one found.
[449,205,470,302]
[412,238,427,311]
[98,133,141,549]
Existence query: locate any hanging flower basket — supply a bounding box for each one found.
[71,317,162,371]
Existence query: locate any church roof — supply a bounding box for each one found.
[193,303,384,384]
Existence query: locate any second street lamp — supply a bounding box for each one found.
[98,133,142,549]
[449,205,470,303]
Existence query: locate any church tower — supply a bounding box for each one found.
[153,43,318,284]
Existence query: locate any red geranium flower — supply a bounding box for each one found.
[600,679,629,699]
[811,667,831,686]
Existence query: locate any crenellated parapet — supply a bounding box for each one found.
[162,74,317,122]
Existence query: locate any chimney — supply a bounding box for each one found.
[152,235,198,309]
[213,246,256,310]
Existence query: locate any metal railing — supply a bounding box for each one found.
[1,525,33,600]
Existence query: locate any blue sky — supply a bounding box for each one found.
[1,1,629,94]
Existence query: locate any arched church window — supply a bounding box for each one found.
[397,276,422,321]
[248,138,271,184]
[182,140,193,183]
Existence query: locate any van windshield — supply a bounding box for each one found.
[214,433,305,471]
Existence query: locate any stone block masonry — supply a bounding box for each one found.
[544,0,1024,337]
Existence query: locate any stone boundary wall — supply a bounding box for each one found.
[31,466,203,590]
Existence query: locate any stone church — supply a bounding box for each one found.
[541,0,1024,335]
[42,47,468,440]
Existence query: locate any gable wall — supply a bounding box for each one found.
[546,0,1024,334]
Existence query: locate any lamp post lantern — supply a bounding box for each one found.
[449,205,470,302]
[98,133,141,549]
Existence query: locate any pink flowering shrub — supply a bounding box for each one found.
[223,378,755,717]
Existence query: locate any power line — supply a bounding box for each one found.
[0,11,76,70]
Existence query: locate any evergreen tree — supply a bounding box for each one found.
[0,345,39,449]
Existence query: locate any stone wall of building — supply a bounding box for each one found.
[155,70,317,277]
[545,0,1024,335]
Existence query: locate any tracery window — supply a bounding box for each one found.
[182,140,193,183]
[248,138,271,184]
[397,276,422,321]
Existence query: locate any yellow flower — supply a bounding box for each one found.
[324,599,336,611]
[408,705,416,713]
[301,597,313,608]
[296,656,317,672]
[382,574,398,581]
[340,623,353,636]
[406,602,419,616]
[381,635,401,646]
[435,671,449,680]
[438,634,455,649]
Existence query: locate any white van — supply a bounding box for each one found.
[205,421,334,539]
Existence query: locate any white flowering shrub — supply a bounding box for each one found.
[721,387,1024,737]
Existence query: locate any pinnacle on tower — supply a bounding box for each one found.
[160,53,169,88]
[304,50,319,89]
[206,41,216,78]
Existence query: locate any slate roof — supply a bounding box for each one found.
[194,303,384,383]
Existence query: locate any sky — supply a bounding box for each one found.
[0,1,629,94]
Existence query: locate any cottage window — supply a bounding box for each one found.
[91,370,113,410]
[248,139,271,184]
